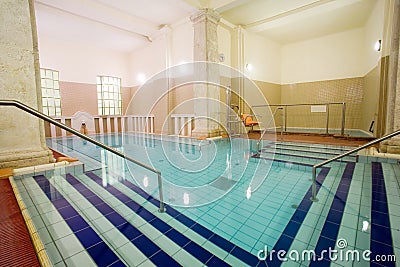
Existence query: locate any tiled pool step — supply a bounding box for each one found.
[272,142,354,152]
[14,160,400,267]
[259,146,356,164]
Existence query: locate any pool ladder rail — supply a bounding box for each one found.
[0,99,166,212]
[310,128,400,202]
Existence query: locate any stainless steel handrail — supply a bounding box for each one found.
[0,100,165,212]
[252,102,346,136]
[310,129,400,201]
[256,107,283,152]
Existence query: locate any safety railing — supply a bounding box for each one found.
[310,129,400,201]
[256,107,284,152]
[252,102,346,136]
[0,100,165,212]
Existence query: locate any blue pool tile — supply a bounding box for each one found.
[326,209,343,225]
[149,219,171,234]
[117,223,142,241]
[87,242,121,267]
[52,198,70,209]
[184,241,213,263]
[165,229,190,247]
[66,215,90,232]
[313,236,335,259]
[206,255,231,267]
[283,221,301,238]
[124,200,141,212]
[190,223,214,239]
[175,214,197,228]
[209,234,235,252]
[106,212,127,227]
[371,211,391,228]
[95,202,114,215]
[75,228,103,248]
[320,221,340,241]
[291,210,307,223]
[230,245,259,266]
[149,250,181,267]
[136,209,156,222]
[372,200,389,214]
[107,260,126,267]
[58,206,80,219]
[33,175,124,267]
[131,235,160,257]
[371,162,394,266]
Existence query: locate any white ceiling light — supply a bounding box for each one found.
[137,73,146,84]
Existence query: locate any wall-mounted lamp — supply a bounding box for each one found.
[137,73,146,84]
[374,40,382,52]
[245,63,253,72]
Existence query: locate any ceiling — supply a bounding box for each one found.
[34,0,377,52]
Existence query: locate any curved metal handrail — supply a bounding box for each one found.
[310,129,400,201]
[0,100,165,212]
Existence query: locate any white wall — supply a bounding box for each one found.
[281,28,366,84]
[128,36,167,87]
[244,31,282,84]
[38,35,131,86]
[364,0,385,73]
[171,19,194,66]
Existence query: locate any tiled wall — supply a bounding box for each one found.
[280,77,364,131]
[59,81,135,116]
[57,74,374,134]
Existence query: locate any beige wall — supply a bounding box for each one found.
[281,78,364,131]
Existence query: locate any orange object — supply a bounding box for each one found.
[56,157,79,163]
[241,114,259,132]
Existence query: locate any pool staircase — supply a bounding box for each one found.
[13,140,400,266]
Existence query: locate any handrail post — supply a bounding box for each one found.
[311,166,318,202]
[280,107,284,141]
[284,106,287,132]
[157,171,165,212]
[326,104,330,134]
[341,102,346,136]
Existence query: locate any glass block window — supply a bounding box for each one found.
[40,68,61,116]
[97,76,122,115]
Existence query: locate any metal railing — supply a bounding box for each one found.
[0,100,165,212]
[310,129,400,201]
[256,107,284,152]
[252,102,346,136]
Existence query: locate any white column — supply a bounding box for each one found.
[0,0,52,167]
[190,9,221,138]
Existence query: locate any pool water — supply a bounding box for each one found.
[12,133,400,266]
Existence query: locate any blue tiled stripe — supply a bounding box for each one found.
[63,174,181,267]
[84,172,230,267]
[370,162,395,267]
[33,175,125,267]
[309,162,355,266]
[96,165,329,267]
[262,166,330,267]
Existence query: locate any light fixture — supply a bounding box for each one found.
[245,63,253,72]
[374,40,382,52]
[137,73,146,84]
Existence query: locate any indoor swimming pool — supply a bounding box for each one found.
[12,133,400,266]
